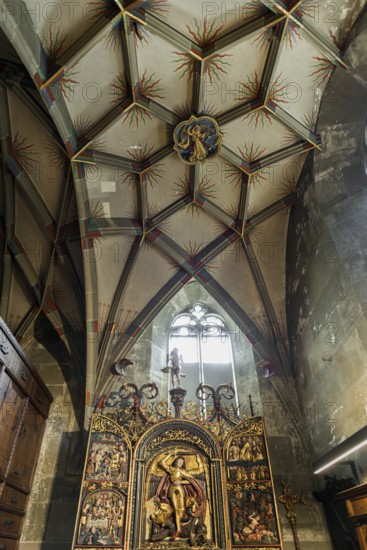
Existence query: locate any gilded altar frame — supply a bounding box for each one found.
[72,385,284,550]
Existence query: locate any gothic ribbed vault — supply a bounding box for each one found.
[0,0,366,420]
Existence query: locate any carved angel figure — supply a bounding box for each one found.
[178,124,207,162]
[146,452,208,544]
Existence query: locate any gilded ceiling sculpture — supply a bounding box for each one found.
[173,116,222,164]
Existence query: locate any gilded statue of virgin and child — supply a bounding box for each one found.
[146,451,209,545]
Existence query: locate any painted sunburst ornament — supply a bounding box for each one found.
[173,115,222,165]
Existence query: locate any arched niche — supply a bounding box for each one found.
[130,418,229,550]
[105,281,261,417]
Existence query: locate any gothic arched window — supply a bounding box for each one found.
[168,303,238,405]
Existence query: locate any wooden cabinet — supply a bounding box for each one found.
[0,486,27,513]
[0,512,22,536]
[7,403,45,492]
[337,482,367,549]
[0,537,19,550]
[0,318,52,547]
[0,374,26,480]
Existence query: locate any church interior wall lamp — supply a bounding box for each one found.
[313,425,367,475]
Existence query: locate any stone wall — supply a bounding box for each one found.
[263,380,332,550]
[19,319,85,550]
[286,7,367,470]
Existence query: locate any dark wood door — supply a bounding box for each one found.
[7,402,45,492]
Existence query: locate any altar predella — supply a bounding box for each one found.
[72,370,283,549]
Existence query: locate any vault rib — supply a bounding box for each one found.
[247,193,297,229]
[7,81,63,144]
[216,23,283,126]
[141,145,174,171]
[140,11,200,52]
[139,99,179,126]
[72,162,99,422]
[258,0,288,15]
[71,97,133,160]
[97,268,193,389]
[242,237,292,379]
[123,13,140,96]
[0,85,48,306]
[250,141,316,173]
[102,234,280,390]
[217,100,262,127]
[259,20,286,101]
[87,218,143,237]
[0,0,47,83]
[0,83,56,238]
[298,21,348,69]
[239,173,251,236]
[207,11,284,54]
[198,197,240,233]
[0,246,12,320]
[191,230,241,271]
[287,0,305,14]
[0,163,14,319]
[264,103,321,147]
[191,60,203,115]
[194,272,277,362]
[147,195,192,233]
[78,151,137,171]
[138,172,148,235]
[13,304,39,342]
[96,235,142,375]
[39,169,85,366]
[220,146,250,172]
[51,12,123,73]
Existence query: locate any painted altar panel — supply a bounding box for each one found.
[77,489,127,546]
[85,433,128,483]
[224,417,282,549]
[73,416,132,550]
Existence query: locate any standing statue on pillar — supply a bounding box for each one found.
[170,348,186,388]
[162,348,186,388]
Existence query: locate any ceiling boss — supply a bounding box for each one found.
[173,115,222,165]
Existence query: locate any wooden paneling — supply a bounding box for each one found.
[8,362,36,397]
[0,375,27,480]
[31,384,50,418]
[7,403,45,492]
[0,318,52,550]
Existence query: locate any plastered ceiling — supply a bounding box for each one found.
[0,0,366,403]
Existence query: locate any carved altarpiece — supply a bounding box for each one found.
[72,383,284,550]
